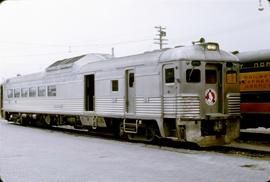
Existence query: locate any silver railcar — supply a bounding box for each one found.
[2,42,240,147]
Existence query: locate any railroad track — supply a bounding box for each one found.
[8,122,270,159]
[240,129,270,142]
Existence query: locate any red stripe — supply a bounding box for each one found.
[241,103,270,113]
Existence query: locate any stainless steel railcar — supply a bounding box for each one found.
[236,49,270,128]
[2,41,240,147]
[0,84,2,118]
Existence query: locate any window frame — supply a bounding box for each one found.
[129,73,135,88]
[21,88,28,98]
[7,89,13,98]
[111,80,119,92]
[205,69,217,84]
[165,68,175,84]
[29,87,37,97]
[38,86,46,97]
[14,88,20,98]
[186,69,201,83]
[47,85,56,97]
[226,70,238,84]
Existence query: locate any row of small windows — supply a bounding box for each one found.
[111,69,238,92]
[7,85,56,98]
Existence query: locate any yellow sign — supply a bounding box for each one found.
[240,71,270,92]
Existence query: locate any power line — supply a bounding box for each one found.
[0,51,69,58]
[0,38,153,49]
[0,38,154,58]
[70,38,153,47]
[258,0,270,11]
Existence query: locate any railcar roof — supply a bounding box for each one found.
[4,43,238,84]
[160,44,238,62]
[46,55,86,71]
[79,44,237,73]
[236,49,270,62]
[5,72,43,84]
[78,49,165,73]
[46,53,112,72]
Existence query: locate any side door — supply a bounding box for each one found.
[162,64,178,116]
[126,69,135,113]
[204,63,222,113]
[0,85,2,117]
[84,74,95,111]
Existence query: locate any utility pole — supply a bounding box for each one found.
[154,26,168,50]
[111,47,115,57]
[258,0,270,11]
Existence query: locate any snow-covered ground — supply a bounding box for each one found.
[241,127,270,134]
[0,119,269,182]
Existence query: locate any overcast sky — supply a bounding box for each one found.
[0,0,269,80]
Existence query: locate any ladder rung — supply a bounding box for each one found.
[124,120,138,134]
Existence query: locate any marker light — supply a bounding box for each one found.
[206,43,219,51]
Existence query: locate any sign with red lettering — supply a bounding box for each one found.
[240,71,270,92]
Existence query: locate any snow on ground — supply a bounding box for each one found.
[242,127,270,134]
[0,119,269,182]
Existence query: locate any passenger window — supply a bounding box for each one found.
[38,86,46,97]
[112,80,118,92]
[14,88,20,98]
[206,70,217,84]
[21,88,28,97]
[226,70,237,83]
[165,68,175,83]
[29,87,36,97]
[48,85,56,96]
[8,89,13,98]
[186,69,201,82]
[129,73,134,87]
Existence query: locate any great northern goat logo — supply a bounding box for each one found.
[205,89,217,105]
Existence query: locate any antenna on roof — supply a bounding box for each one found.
[192,37,205,45]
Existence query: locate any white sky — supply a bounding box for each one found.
[0,0,270,80]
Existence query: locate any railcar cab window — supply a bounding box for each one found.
[165,68,175,83]
[29,87,36,97]
[186,69,201,82]
[112,80,119,92]
[226,70,237,83]
[205,70,217,84]
[7,89,13,98]
[21,88,28,97]
[48,85,56,96]
[38,86,46,97]
[14,88,20,98]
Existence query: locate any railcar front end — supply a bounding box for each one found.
[158,42,240,146]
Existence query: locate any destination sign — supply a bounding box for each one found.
[240,71,270,92]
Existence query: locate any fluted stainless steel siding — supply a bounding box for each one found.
[95,97,125,115]
[163,95,200,118]
[136,97,162,117]
[227,93,241,115]
[4,98,84,114]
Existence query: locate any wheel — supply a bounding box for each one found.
[114,120,126,139]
